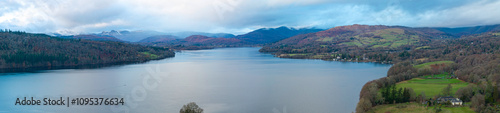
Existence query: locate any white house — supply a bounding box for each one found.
[437,96,463,106]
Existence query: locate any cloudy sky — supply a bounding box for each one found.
[0,0,499,35]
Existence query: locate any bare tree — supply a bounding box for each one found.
[442,84,452,96]
[471,94,485,113]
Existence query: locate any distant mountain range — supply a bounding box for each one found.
[48,24,500,50]
[51,26,322,45]
[53,30,235,42]
[170,31,235,39]
[96,30,235,42]
[125,26,320,48]
[69,35,123,42]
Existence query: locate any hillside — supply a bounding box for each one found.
[234,26,323,44]
[433,24,500,36]
[98,30,165,42]
[259,24,455,63]
[138,35,179,43]
[0,31,175,71]
[180,35,243,46]
[266,24,450,48]
[171,31,235,38]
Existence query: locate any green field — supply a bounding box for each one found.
[311,55,325,59]
[140,52,159,59]
[413,61,455,70]
[442,106,475,113]
[416,46,431,50]
[421,73,451,79]
[286,53,308,56]
[369,103,474,113]
[397,78,468,97]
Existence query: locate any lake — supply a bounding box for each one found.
[0,47,391,113]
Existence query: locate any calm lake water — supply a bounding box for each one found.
[0,47,391,113]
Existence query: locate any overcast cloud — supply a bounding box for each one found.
[0,0,499,35]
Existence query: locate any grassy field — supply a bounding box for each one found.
[442,107,475,113]
[140,52,159,59]
[413,61,455,70]
[286,53,308,56]
[369,103,474,113]
[421,73,451,79]
[415,46,430,50]
[397,78,468,97]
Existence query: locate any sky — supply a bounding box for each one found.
[0,0,499,35]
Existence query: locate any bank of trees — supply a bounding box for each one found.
[380,85,416,104]
[454,81,500,112]
[0,31,175,70]
[454,82,500,113]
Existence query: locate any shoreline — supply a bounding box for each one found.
[0,55,175,73]
[270,53,395,64]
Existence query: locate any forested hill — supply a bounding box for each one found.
[259,24,455,63]
[0,31,175,71]
[263,24,451,49]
